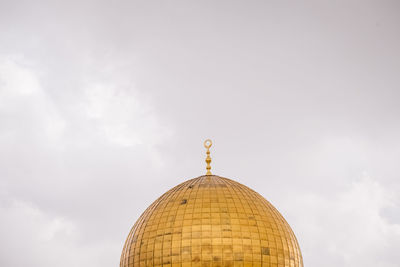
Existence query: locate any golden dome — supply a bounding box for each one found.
[120,175,303,267]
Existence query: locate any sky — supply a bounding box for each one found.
[0,0,399,266]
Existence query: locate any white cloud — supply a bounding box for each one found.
[292,174,400,267]
[82,80,167,147]
[0,192,121,267]
[0,55,172,266]
[0,194,76,266]
[0,56,41,96]
[0,56,66,144]
[0,55,171,157]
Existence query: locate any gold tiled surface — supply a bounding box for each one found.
[121,175,303,267]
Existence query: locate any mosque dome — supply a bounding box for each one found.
[120,175,303,267]
[120,140,303,267]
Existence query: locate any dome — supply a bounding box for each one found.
[120,175,303,267]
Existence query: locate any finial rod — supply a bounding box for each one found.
[204,139,212,175]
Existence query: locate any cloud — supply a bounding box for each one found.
[0,55,66,144]
[290,175,400,267]
[0,55,172,266]
[0,1,399,267]
[0,192,120,267]
[82,73,169,148]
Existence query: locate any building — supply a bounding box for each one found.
[120,140,303,267]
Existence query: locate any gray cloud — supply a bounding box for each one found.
[0,1,399,266]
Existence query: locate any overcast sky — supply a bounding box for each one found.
[1,1,400,266]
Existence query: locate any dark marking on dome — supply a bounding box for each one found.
[262,247,270,255]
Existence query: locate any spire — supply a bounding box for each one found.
[204,139,212,175]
